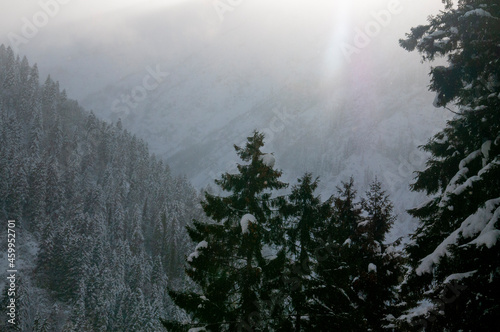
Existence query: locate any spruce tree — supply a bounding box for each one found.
[278,173,333,331]
[309,178,362,331]
[163,131,287,331]
[397,1,500,330]
[311,179,402,331]
[356,180,403,330]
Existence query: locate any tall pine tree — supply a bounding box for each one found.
[278,173,333,331]
[397,1,500,330]
[164,131,287,331]
[310,179,402,331]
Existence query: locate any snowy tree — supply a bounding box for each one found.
[397,1,500,330]
[25,160,47,233]
[277,173,333,331]
[163,131,288,331]
[2,46,17,97]
[5,154,27,221]
[40,75,58,130]
[310,179,402,331]
[309,178,363,331]
[0,45,202,330]
[355,180,403,330]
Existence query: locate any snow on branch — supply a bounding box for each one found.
[462,8,496,19]
[467,204,500,248]
[259,153,275,168]
[443,270,477,284]
[188,327,207,332]
[399,299,435,324]
[438,150,482,208]
[481,140,492,167]
[459,150,482,170]
[187,241,208,262]
[417,198,500,275]
[240,214,256,234]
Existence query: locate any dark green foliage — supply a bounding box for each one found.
[398,1,500,330]
[165,132,288,331]
[310,179,403,331]
[278,173,333,331]
[308,178,362,331]
[165,134,403,331]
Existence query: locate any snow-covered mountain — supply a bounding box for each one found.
[27,1,448,241]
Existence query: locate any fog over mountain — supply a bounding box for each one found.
[1,0,450,240]
[3,2,500,330]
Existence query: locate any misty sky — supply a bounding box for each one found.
[0,0,445,101]
[0,0,452,235]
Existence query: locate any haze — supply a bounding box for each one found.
[0,0,450,239]
[1,0,443,99]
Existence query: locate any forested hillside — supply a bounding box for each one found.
[0,44,202,331]
[0,0,499,330]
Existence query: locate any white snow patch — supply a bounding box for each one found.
[259,153,275,167]
[196,240,208,250]
[343,238,352,247]
[188,328,207,332]
[444,158,499,203]
[187,241,208,262]
[443,270,477,284]
[187,251,199,263]
[479,158,499,176]
[261,244,278,260]
[385,245,396,255]
[240,214,255,234]
[459,150,482,169]
[417,198,500,275]
[368,263,377,273]
[463,8,493,18]
[468,204,500,248]
[434,134,447,144]
[481,140,492,166]
[399,299,435,323]
[450,175,479,197]
[429,30,445,38]
[439,150,482,208]
[358,219,370,227]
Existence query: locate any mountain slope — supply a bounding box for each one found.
[0,45,201,331]
[81,27,449,241]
